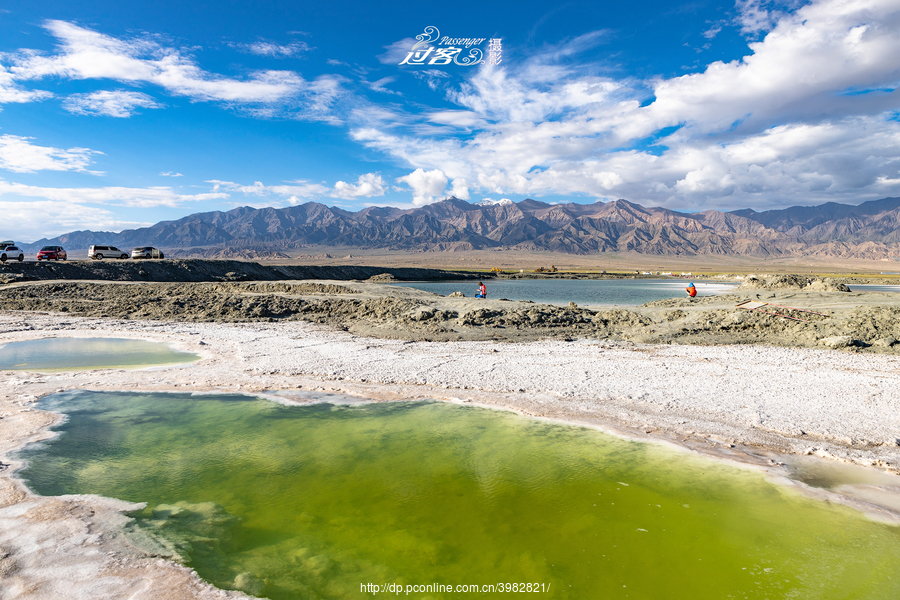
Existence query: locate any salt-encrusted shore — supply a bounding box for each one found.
[1,313,899,598]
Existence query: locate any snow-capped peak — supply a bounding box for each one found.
[475,198,513,206]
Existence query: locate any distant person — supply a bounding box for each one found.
[685,282,697,299]
[476,282,486,298]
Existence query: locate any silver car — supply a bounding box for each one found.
[131,246,165,259]
[88,245,129,260]
[0,244,24,262]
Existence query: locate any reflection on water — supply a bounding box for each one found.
[392,278,737,307]
[18,391,900,600]
[0,338,199,372]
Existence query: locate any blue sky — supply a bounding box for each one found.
[1,0,899,241]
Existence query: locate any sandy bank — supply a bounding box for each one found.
[1,311,900,597]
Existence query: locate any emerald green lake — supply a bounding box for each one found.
[18,391,900,599]
[0,338,199,371]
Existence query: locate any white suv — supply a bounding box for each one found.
[0,244,24,262]
[88,245,129,260]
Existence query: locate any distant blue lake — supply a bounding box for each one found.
[392,278,738,307]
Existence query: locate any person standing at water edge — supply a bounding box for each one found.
[685,282,697,299]
[476,282,486,298]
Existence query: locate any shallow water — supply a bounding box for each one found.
[0,337,199,372]
[848,284,900,293]
[18,391,900,599]
[392,278,736,307]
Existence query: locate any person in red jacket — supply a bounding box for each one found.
[476,282,486,298]
[686,282,697,299]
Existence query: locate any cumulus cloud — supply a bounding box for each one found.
[63,90,162,117]
[449,178,470,200]
[0,135,103,174]
[396,168,448,205]
[0,180,227,207]
[332,173,387,199]
[349,0,900,210]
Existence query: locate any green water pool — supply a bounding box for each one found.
[18,391,900,599]
[0,337,200,371]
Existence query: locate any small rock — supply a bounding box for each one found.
[872,337,897,348]
[819,335,856,349]
[410,308,435,322]
[448,291,465,298]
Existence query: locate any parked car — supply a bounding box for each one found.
[0,244,24,262]
[88,245,129,260]
[131,246,164,259]
[37,245,67,261]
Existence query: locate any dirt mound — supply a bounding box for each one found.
[236,282,354,295]
[739,274,850,292]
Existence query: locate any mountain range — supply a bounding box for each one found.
[21,197,900,259]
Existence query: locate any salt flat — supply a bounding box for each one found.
[1,313,899,598]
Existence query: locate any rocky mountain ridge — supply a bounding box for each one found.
[20,196,900,258]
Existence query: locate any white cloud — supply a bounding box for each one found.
[236,41,311,58]
[427,110,485,128]
[332,173,387,199]
[349,0,900,210]
[0,200,152,242]
[364,76,401,96]
[702,24,723,40]
[4,20,344,120]
[63,90,162,117]
[0,180,227,207]
[734,0,780,36]
[449,178,470,200]
[396,168,448,205]
[0,66,52,104]
[160,171,183,177]
[378,38,418,65]
[411,69,451,91]
[0,135,103,174]
[208,179,331,201]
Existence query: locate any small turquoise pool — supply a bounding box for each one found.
[0,337,200,372]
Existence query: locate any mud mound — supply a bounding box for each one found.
[236,282,354,295]
[739,274,850,292]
